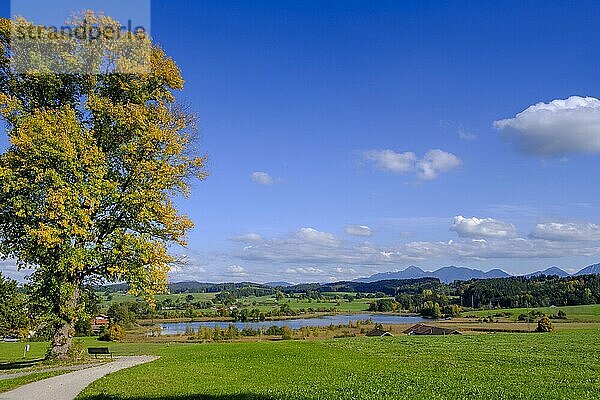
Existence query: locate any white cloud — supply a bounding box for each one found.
[227,265,247,275]
[451,216,518,239]
[494,96,600,156]
[294,228,340,247]
[229,233,263,243]
[250,171,275,185]
[286,267,325,275]
[531,222,600,241]
[416,149,463,180]
[345,224,373,237]
[363,149,462,180]
[458,127,477,141]
[362,150,416,173]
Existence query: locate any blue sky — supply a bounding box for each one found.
[3,1,600,282]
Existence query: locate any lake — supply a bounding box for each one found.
[158,314,427,335]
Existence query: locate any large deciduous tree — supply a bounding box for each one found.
[0,13,206,358]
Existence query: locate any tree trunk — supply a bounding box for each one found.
[49,284,80,360]
[50,323,74,359]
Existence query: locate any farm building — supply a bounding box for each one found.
[403,323,461,336]
[366,329,393,337]
[90,315,110,333]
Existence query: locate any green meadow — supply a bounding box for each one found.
[469,304,600,322]
[0,371,69,393]
[75,329,600,400]
[0,341,51,363]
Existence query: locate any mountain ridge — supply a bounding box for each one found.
[100,263,598,291]
[354,264,583,283]
[575,263,600,276]
[526,266,570,278]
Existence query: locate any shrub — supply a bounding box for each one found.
[99,323,125,341]
[266,326,284,336]
[443,304,462,318]
[282,326,293,340]
[68,339,86,360]
[421,301,442,319]
[226,323,240,339]
[536,316,555,332]
[241,326,258,336]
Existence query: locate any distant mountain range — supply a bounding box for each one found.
[100,263,600,293]
[354,263,598,283]
[354,266,510,283]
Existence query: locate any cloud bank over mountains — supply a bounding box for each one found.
[223,215,600,281]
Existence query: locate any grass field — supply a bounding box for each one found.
[76,329,600,400]
[0,341,50,364]
[0,370,69,393]
[469,304,600,322]
[3,304,600,398]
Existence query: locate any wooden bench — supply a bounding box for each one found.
[87,347,112,358]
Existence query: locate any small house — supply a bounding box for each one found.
[90,315,110,333]
[366,329,394,337]
[403,323,461,336]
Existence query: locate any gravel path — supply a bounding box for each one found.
[0,356,158,400]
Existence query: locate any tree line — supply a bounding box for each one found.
[3,272,600,339]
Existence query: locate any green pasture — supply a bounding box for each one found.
[469,304,600,322]
[0,341,50,363]
[77,329,600,400]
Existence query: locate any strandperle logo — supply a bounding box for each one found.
[9,0,151,75]
[12,19,147,41]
